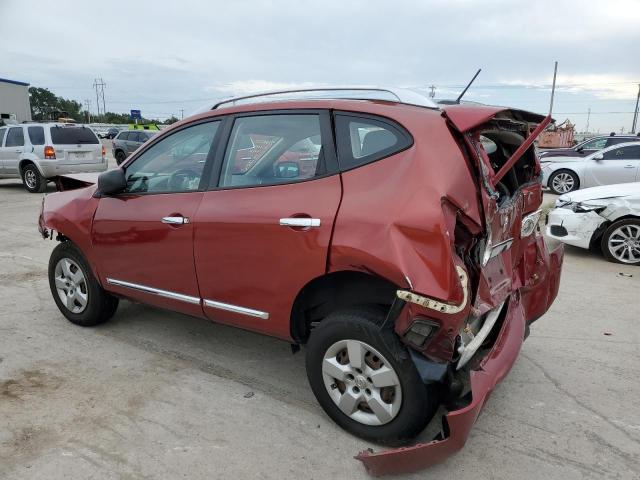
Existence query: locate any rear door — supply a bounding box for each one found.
[585,145,640,187]
[50,125,102,164]
[193,111,341,339]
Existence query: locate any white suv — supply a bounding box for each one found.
[0,123,107,192]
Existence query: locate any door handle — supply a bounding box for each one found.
[162,216,190,225]
[624,165,635,168]
[279,217,321,228]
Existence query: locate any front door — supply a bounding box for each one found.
[193,112,341,339]
[92,120,221,317]
[1,126,25,175]
[584,144,640,187]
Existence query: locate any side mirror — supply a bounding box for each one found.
[275,161,299,179]
[593,154,604,161]
[576,147,584,153]
[96,168,126,196]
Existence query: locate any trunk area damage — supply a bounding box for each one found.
[356,106,564,475]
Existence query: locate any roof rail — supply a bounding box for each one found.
[209,86,439,110]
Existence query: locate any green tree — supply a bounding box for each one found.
[164,116,179,125]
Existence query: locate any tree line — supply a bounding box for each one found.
[28,87,179,125]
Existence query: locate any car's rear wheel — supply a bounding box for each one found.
[48,242,119,326]
[549,169,579,195]
[306,307,438,445]
[22,163,47,193]
[601,219,640,265]
[115,150,126,165]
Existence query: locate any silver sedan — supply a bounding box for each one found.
[541,142,640,195]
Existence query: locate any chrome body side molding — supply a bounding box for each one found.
[106,278,201,305]
[203,299,269,320]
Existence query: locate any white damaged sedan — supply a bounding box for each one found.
[546,182,640,265]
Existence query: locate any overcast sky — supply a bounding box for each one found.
[1,0,639,131]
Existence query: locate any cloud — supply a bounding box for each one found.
[206,80,322,96]
[503,75,639,100]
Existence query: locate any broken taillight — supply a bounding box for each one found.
[44,146,56,159]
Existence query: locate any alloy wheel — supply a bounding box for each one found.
[54,258,89,313]
[551,172,575,193]
[321,339,402,426]
[607,224,640,264]
[24,169,37,189]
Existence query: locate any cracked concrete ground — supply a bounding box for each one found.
[1,152,639,479]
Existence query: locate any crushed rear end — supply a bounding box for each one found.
[356,105,564,475]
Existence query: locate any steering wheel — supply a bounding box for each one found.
[168,169,200,191]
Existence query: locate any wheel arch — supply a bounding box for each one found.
[548,167,581,190]
[290,270,399,344]
[19,158,45,176]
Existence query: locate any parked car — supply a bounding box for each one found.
[546,182,640,265]
[95,128,110,139]
[112,130,157,165]
[541,142,640,195]
[105,127,120,139]
[538,133,640,159]
[0,123,107,192]
[38,88,563,475]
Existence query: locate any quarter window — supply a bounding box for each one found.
[219,114,325,188]
[5,127,24,147]
[124,121,220,194]
[334,114,411,170]
[28,126,45,146]
[0,128,6,146]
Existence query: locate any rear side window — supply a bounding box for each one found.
[5,127,24,147]
[0,128,6,146]
[50,126,99,145]
[334,114,412,170]
[28,126,45,145]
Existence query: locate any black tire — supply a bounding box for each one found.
[306,307,438,445]
[21,163,47,193]
[548,169,579,195]
[48,242,119,326]
[600,218,640,266]
[115,150,126,165]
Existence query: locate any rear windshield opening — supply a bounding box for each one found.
[51,126,99,145]
[480,124,537,202]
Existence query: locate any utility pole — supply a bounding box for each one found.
[84,99,92,123]
[93,78,107,117]
[631,83,640,134]
[585,107,590,134]
[428,85,436,98]
[180,109,184,119]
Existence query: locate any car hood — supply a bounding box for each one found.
[558,182,640,203]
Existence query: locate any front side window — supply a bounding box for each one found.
[5,127,24,147]
[603,145,640,160]
[334,114,412,171]
[582,138,607,150]
[219,114,324,188]
[117,132,129,141]
[124,121,219,194]
[28,126,45,146]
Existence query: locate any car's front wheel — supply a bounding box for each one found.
[22,163,47,193]
[48,242,119,326]
[306,307,438,445]
[601,219,640,265]
[549,169,579,195]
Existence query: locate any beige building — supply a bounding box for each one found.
[0,77,31,123]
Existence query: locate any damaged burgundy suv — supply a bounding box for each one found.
[39,88,563,475]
